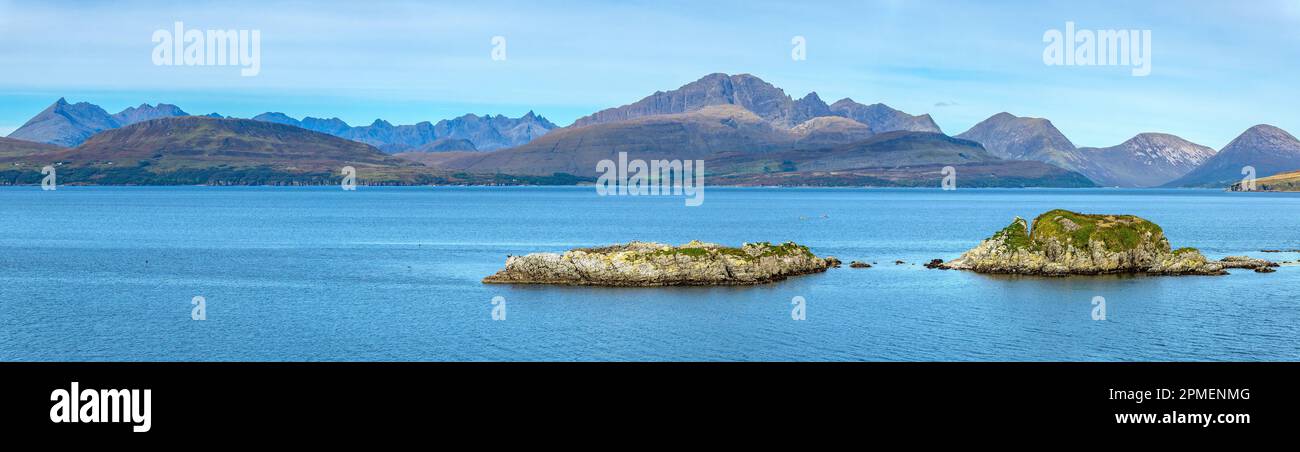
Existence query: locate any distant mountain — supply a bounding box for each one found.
[956,113,1077,167]
[337,119,438,153]
[0,116,580,186]
[436,73,1093,188]
[0,136,66,158]
[708,131,1093,187]
[829,99,942,134]
[55,116,407,169]
[442,111,555,150]
[467,71,957,182]
[249,112,301,127]
[412,137,477,152]
[7,98,122,147]
[438,105,1092,187]
[6,98,556,154]
[1165,125,1300,187]
[250,111,556,153]
[571,73,935,135]
[443,105,795,177]
[7,99,193,147]
[112,103,190,126]
[301,117,352,136]
[1072,133,1216,187]
[573,73,816,128]
[955,113,1220,187]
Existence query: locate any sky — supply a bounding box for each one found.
[1,0,1298,149]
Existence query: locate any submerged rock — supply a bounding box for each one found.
[482,240,835,286]
[1218,256,1279,269]
[940,209,1226,275]
[849,261,871,268]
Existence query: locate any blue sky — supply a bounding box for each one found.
[1,0,1297,149]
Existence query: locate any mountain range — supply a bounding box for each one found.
[954,112,1223,187]
[1073,133,1216,187]
[0,116,540,186]
[5,98,556,153]
[437,74,1090,187]
[440,73,1298,188]
[572,73,941,134]
[8,98,131,147]
[5,72,1300,188]
[251,111,556,152]
[1165,125,1300,187]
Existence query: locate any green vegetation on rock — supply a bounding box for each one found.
[992,218,1033,251]
[1028,209,1165,252]
[942,209,1224,275]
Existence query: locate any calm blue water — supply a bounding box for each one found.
[1,186,1298,361]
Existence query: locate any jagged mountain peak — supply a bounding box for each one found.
[7,98,120,147]
[570,73,943,135]
[112,103,190,126]
[829,99,943,135]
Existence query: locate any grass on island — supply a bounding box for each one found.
[997,209,1166,253]
[638,241,814,261]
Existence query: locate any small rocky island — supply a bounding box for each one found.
[483,241,837,286]
[940,209,1241,276]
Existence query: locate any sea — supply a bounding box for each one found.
[1,186,1297,361]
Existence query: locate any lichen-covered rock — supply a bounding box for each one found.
[941,210,1226,275]
[483,240,835,286]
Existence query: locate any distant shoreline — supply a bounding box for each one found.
[0,183,1253,190]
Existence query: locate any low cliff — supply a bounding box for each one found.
[941,210,1226,275]
[483,241,835,286]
